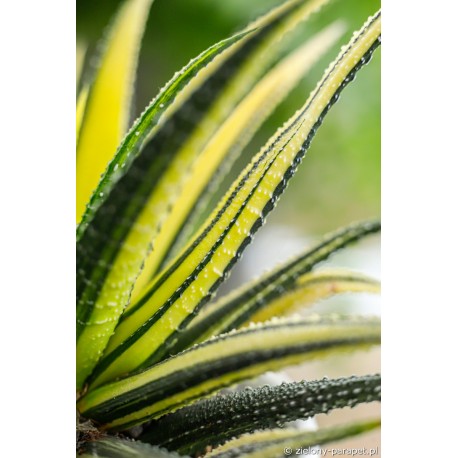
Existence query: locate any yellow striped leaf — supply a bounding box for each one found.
[76,0,154,222]
[249,268,380,322]
[165,221,380,355]
[76,28,253,390]
[78,315,380,430]
[76,0,333,390]
[89,12,381,388]
[131,20,346,299]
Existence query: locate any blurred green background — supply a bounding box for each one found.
[77,0,380,235]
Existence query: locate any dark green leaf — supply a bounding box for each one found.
[140,374,381,455]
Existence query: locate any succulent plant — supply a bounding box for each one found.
[76,0,381,456]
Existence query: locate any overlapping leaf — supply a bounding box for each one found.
[75,1,382,454]
[131,20,346,296]
[76,0,335,389]
[75,26,248,390]
[89,11,381,387]
[78,315,380,429]
[165,220,380,355]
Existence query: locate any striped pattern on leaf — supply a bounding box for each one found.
[76,0,154,222]
[78,315,380,430]
[166,220,380,355]
[139,374,381,455]
[88,11,382,388]
[76,0,331,390]
[209,419,380,458]
[131,0,335,293]
[131,19,345,296]
[75,28,249,391]
[250,268,380,322]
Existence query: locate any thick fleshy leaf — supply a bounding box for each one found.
[251,268,380,320]
[77,0,333,236]
[90,12,381,387]
[131,20,346,297]
[79,436,184,458]
[76,0,333,389]
[76,0,154,221]
[165,220,380,355]
[139,375,381,455]
[76,27,249,391]
[78,315,380,429]
[175,268,380,355]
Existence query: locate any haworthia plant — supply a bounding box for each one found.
[76,0,381,455]
[76,0,336,389]
[87,10,381,388]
